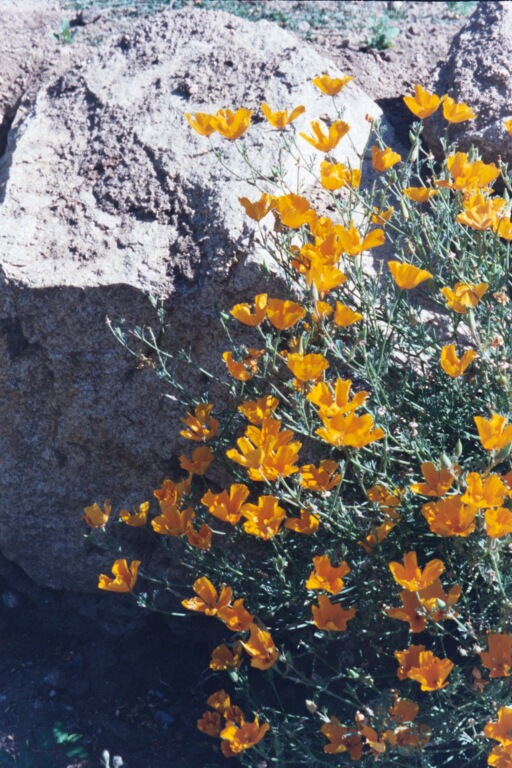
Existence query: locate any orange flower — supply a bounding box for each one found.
[186,523,213,550]
[180,403,219,442]
[312,74,353,95]
[210,642,243,671]
[422,495,478,537]
[484,707,512,747]
[388,260,432,289]
[475,413,512,451]
[316,411,385,449]
[371,206,394,224]
[487,744,512,766]
[238,394,279,424]
[480,634,512,678]
[442,96,476,123]
[266,298,306,330]
[284,508,320,534]
[321,717,363,758]
[372,146,401,172]
[98,559,140,593]
[238,193,276,221]
[333,302,363,327]
[439,152,499,192]
[387,579,461,632]
[505,119,512,138]
[241,495,286,539]
[320,160,361,190]
[218,598,254,632]
[395,644,427,680]
[410,461,460,496]
[207,689,232,713]
[300,460,341,491]
[367,484,402,516]
[261,102,305,128]
[403,186,439,203]
[494,216,512,240]
[213,108,252,139]
[403,85,443,119]
[456,192,505,231]
[337,221,385,256]
[197,711,223,737]
[308,378,368,418]
[440,345,478,377]
[306,555,350,594]
[83,500,112,528]
[461,473,510,508]
[286,352,329,384]
[119,501,149,527]
[485,507,512,539]
[201,483,250,525]
[312,300,334,323]
[185,112,218,137]
[300,120,350,152]
[226,417,302,482]
[153,476,191,505]
[358,519,397,553]
[222,348,264,381]
[241,623,279,670]
[311,595,355,631]
[275,193,317,228]
[151,504,195,536]
[181,576,233,616]
[389,551,445,591]
[441,281,488,314]
[304,259,348,294]
[389,699,420,724]
[179,445,214,475]
[406,651,454,691]
[230,293,268,326]
[220,716,270,756]
[386,590,427,633]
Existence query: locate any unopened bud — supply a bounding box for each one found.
[497,443,512,461]
[305,699,318,714]
[440,453,452,469]
[454,439,463,457]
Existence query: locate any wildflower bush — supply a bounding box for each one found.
[85,77,512,766]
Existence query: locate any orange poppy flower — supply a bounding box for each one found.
[220,716,270,756]
[321,717,363,758]
[475,413,512,451]
[284,508,320,534]
[441,281,488,314]
[505,119,512,138]
[494,216,512,240]
[180,403,219,442]
[300,460,341,492]
[480,634,512,678]
[209,642,243,671]
[388,551,445,592]
[261,102,305,128]
[153,476,192,505]
[320,160,361,190]
[456,192,505,231]
[207,689,232,713]
[442,96,476,123]
[119,501,149,527]
[403,186,439,203]
[186,523,213,550]
[230,293,268,326]
[312,300,334,323]
[440,345,478,377]
[461,473,510,508]
[371,206,394,224]
[306,555,350,594]
[487,744,512,766]
[386,589,427,633]
[275,193,316,228]
[266,298,306,330]
[372,145,401,172]
[389,699,420,725]
[98,559,140,593]
[213,107,252,139]
[316,411,385,449]
[201,483,250,525]
[422,495,478,537]
[337,221,385,256]
[181,576,233,616]
[241,623,279,670]
[238,394,279,425]
[484,707,512,747]
[395,644,427,680]
[185,112,218,137]
[83,500,112,528]
[367,484,402,516]
[388,261,432,289]
[151,504,195,537]
[241,495,287,539]
[197,710,223,737]
[312,74,353,95]
[223,348,264,382]
[485,507,512,539]
[238,193,276,221]
[286,352,329,384]
[311,595,355,631]
[410,461,460,496]
[403,85,443,119]
[333,302,363,327]
[406,651,454,691]
[358,519,397,553]
[300,120,350,152]
[308,378,368,418]
[179,445,214,475]
[304,260,348,294]
[218,598,254,632]
[438,152,499,192]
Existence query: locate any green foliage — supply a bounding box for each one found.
[51,18,76,44]
[365,15,400,50]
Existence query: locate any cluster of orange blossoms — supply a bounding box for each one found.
[197,689,269,757]
[485,707,512,767]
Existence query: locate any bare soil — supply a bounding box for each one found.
[0,2,473,766]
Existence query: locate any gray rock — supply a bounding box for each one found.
[424,1,512,162]
[0,7,388,591]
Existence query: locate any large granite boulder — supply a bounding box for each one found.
[0,7,387,591]
[424,1,512,163]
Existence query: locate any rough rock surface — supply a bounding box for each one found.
[424,1,512,163]
[0,7,387,591]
